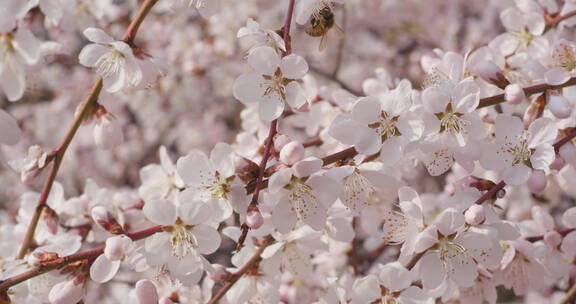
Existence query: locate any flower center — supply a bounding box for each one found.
[207,173,232,199]
[438,238,466,264]
[514,28,534,51]
[342,169,375,210]
[500,134,532,166]
[438,111,467,134]
[95,48,126,78]
[170,224,197,259]
[553,42,576,71]
[0,34,14,67]
[287,180,318,216]
[261,69,287,101]
[369,111,401,141]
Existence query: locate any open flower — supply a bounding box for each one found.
[142,196,220,282]
[78,28,142,93]
[233,46,309,121]
[545,39,576,85]
[176,143,246,222]
[269,157,339,232]
[0,28,42,101]
[329,80,423,163]
[489,5,547,57]
[480,116,558,185]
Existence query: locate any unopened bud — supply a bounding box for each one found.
[27,250,59,267]
[91,206,124,234]
[474,61,509,89]
[544,230,562,248]
[209,264,231,283]
[551,154,566,170]
[104,235,132,261]
[234,156,260,183]
[135,280,159,304]
[548,94,572,119]
[505,84,525,105]
[274,134,292,152]
[94,114,123,150]
[49,279,84,304]
[465,205,485,226]
[43,207,58,235]
[246,209,264,229]
[523,93,546,129]
[527,169,547,193]
[279,141,305,165]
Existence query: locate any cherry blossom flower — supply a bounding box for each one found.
[480,116,558,185]
[233,46,309,121]
[176,143,247,221]
[494,239,547,295]
[79,28,142,93]
[138,146,184,203]
[237,18,286,53]
[269,157,339,232]
[0,28,42,101]
[544,39,576,85]
[142,197,220,283]
[329,80,423,163]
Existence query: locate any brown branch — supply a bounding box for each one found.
[236,0,296,250]
[16,0,160,260]
[525,227,576,242]
[560,281,576,304]
[545,10,576,33]
[208,236,274,304]
[0,225,163,292]
[477,77,576,109]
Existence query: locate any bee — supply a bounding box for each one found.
[305,6,343,52]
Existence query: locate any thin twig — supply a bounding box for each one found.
[0,225,163,292]
[208,236,274,304]
[16,0,160,260]
[236,0,296,250]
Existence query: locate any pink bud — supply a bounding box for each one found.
[465,204,485,226]
[505,84,525,105]
[279,141,305,165]
[27,250,58,267]
[548,94,572,119]
[551,154,566,170]
[104,235,132,261]
[274,134,292,152]
[544,230,562,248]
[135,280,159,304]
[209,264,231,283]
[49,280,84,304]
[474,61,509,89]
[94,115,123,150]
[246,209,264,229]
[91,206,124,234]
[527,169,547,193]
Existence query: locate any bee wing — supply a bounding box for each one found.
[319,33,329,52]
[332,23,344,36]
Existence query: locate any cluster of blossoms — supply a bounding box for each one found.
[3,0,576,303]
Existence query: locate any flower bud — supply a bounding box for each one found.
[523,93,546,129]
[505,84,525,105]
[544,230,562,248]
[91,206,124,234]
[209,264,231,283]
[279,141,305,165]
[104,235,132,261]
[94,115,123,150]
[27,250,59,267]
[234,156,260,183]
[551,154,566,170]
[465,205,485,226]
[528,169,547,193]
[135,280,159,304]
[49,279,84,304]
[246,209,264,229]
[548,94,572,119]
[274,134,292,152]
[474,61,509,89]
